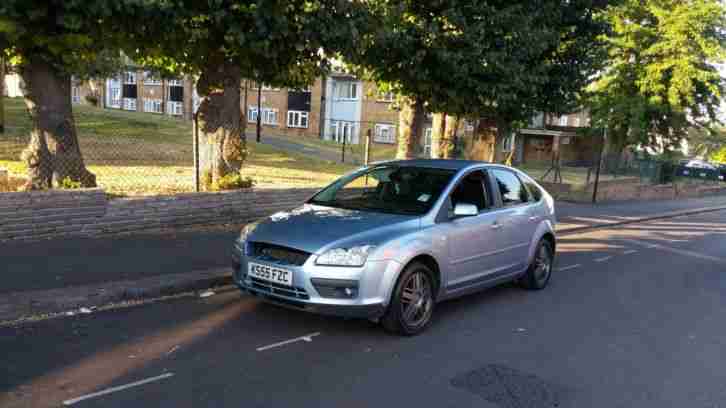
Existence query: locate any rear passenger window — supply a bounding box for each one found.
[520,175,543,202]
[491,169,528,206]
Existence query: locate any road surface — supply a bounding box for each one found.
[2,210,726,408]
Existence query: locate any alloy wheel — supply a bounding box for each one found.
[399,271,433,328]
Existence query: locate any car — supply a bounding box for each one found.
[232,159,556,335]
[684,159,717,170]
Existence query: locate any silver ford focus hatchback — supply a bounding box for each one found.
[233,159,556,335]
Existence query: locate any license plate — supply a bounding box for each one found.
[248,262,293,286]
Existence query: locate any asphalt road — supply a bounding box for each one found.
[2,210,726,408]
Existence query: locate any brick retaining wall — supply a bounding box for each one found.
[0,188,318,242]
[540,179,726,203]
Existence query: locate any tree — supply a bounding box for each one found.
[0,1,139,189]
[689,126,726,159]
[585,0,726,155]
[348,1,610,160]
[0,56,5,134]
[712,146,726,163]
[129,1,348,187]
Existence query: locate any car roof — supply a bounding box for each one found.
[374,159,488,171]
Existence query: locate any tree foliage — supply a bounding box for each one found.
[585,0,726,153]
[347,0,610,159]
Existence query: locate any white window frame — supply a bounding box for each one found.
[262,108,278,125]
[374,124,395,144]
[332,121,355,143]
[573,117,581,127]
[123,97,137,111]
[71,86,81,104]
[558,115,568,126]
[334,81,358,101]
[144,98,163,114]
[287,110,309,128]
[143,72,162,85]
[167,101,183,116]
[123,72,136,85]
[248,106,259,123]
[261,84,281,91]
[109,87,122,108]
[423,128,433,157]
[168,79,184,87]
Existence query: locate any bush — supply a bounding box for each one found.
[59,177,83,189]
[212,173,254,191]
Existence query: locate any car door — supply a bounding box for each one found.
[488,168,539,272]
[442,170,505,289]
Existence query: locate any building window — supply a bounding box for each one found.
[144,99,163,113]
[109,87,122,108]
[248,107,279,125]
[71,87,81,104]
[331,121,355,143]
[123,98,137,111]
[168,79,184,87]
[167,101,183,116]
[502,134,516,152]
[573,117,581,127]
[143,72,162,85]
[378,91,394,102]
[558,115,568,126]
[248,106,258,123]
[334,81,358,100]
[290,86,312,93]
[262,108,278,125]
[423,128,433,157]
[374,124,395,144]
[123,72,136,85]
[287,110,309,128]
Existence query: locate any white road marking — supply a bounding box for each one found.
[62,373,174,406]
[622,239,726,265]
[256,332,321,352]
[557,264,582,272]
[623,250,638,255]
[595,256,613,263]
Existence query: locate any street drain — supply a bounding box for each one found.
[451,364,568,408]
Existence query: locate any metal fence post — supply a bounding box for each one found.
[342,134,346,163]
[364,129,372,166]
[193,112,200,192]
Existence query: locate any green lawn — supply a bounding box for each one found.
[0,97,355,195]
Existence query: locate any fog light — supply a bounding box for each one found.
[311,278,359,299]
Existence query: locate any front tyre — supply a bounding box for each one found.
[381,262,436,336]
[521,239,554,290]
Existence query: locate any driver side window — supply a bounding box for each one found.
[449,170,489,214]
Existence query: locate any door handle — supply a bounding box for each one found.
[491,221,502,230]
[529,216,539,222]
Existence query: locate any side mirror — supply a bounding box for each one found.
[453,203,478,217]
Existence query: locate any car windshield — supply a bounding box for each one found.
[309,165,456,215]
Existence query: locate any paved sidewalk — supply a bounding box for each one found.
[1,194,725,322]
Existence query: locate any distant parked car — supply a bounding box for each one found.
[684,160,717,170]
[232,159,556,335]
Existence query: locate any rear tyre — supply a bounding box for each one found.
[381,262,436,336]
[520,239,554,290]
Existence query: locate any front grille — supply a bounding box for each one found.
[248,277,310,300]
[250,242,311,266]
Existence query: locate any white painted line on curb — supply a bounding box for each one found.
[558,264,582,272]
[256,332,321,352]
[595,256,613,263]
[623,250,638,255]
[63,373,174,406]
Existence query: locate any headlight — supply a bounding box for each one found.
[316,245,376,267]
[238,221,260,243]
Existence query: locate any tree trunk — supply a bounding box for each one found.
[196,63,246,189]
[441,115,459,159]
[396,97,424,159]
[0,57,5,133]
[494,117,512,163]
[430,113,445,159]
[19,59,96,189]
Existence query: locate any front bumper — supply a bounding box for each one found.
[232,251,401,319]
